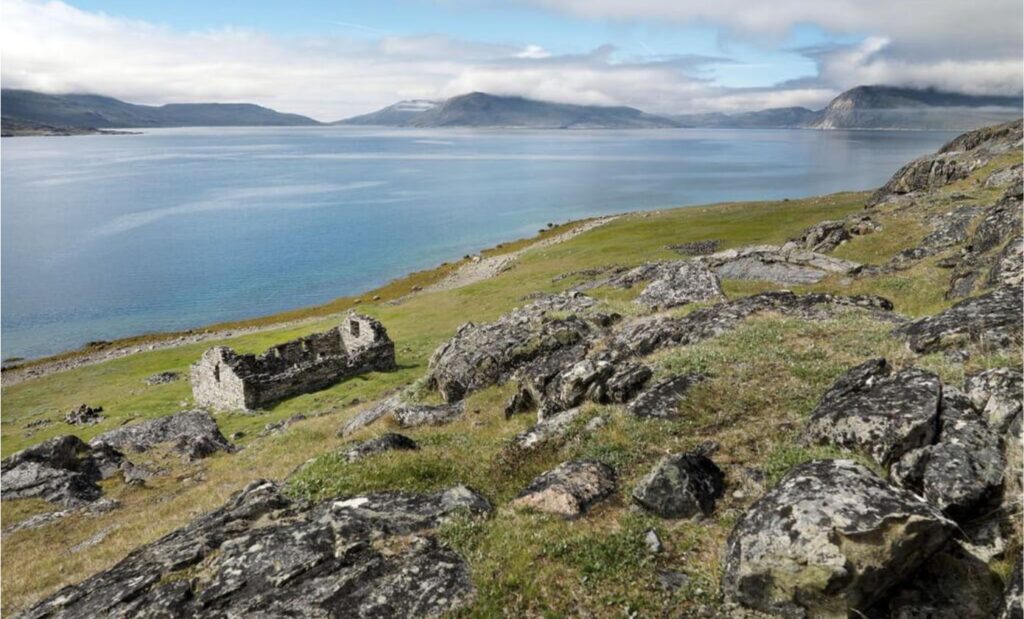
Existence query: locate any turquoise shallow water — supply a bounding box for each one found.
[1,126,956,359]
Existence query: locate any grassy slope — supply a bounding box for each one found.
[2,154,1021,615]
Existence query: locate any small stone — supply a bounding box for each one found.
[644,529,663,554]
[632,451,725,518]
[511,460,616,519]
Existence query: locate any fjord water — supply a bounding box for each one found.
[2,126,956,359]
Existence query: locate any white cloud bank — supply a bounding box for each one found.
[1,0,1020,120]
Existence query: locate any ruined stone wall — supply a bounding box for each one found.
[190,313,396,411]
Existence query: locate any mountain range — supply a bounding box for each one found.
[2,85,1020,135]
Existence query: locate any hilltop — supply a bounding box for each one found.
[1,120,1022,617]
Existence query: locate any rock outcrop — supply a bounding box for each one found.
[427,293,615,402]
[699,245,861,285]
[393,402,465,427]
[634,261,724,310]
[64,404,104,426]
[804,359,942,466]
[16,481,492,619]
[722,459,955,617]
[869,119,1023,205]
[90,410,234,461]
[614,291,896,357]
[511,460,616,519]
[1,435,123,505]
[631,451,724,518]
[966,368,1023,434]
[895,286,1023,354]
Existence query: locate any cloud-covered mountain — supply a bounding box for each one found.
[1,89,320,130]
[805,85,1022,130]
[338,92,681,128]
[333,100,440,126]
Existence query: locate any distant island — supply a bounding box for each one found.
[3,85,1020,136]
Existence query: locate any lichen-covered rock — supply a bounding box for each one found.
[895,286,1023,354]
[631,451,724,518]
[890,389,1004,518]
[90,410,234,461]
[700,245,860,285]
[614,291,896,357]
[341,433,419,462]
[511,460,615,519]
[393,401,465,427]
[1,435,124,505]
[15,481,491,619]
[965,367,1023,434]
[627,375,703,419]
[635,261,724,310]
[64,404,104,426]
[722,459,955,618]
[805,359,941,466]
[426,293,613,402]
[788,220,850,253]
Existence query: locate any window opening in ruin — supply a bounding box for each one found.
[349,320,360,337]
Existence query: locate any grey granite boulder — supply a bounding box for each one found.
[426,293,613,402]
[511,460,616,519]
[965,367,1023,434]
[631,451,724,518]
[341,433,419,462]
[895,286,1023,354]
[722,459,955,618]
[890,388,1004,518]
[805,359,941,466]
[788,220,850,253]
[90,410,234,460]
[509,407,583,451]
[635,261,723,310]
[1,435,123,506]
[627,375,703,419]
[15,481,491,619]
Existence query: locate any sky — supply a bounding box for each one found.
[1,0,1022,121]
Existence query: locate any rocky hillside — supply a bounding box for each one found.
[807,85,1021,131]
[1,121,1021,617]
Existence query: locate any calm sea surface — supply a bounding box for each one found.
[2,126,956,359]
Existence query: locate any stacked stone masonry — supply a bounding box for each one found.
[190,313,396,411]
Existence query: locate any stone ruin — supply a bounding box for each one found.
[190,313,396,411]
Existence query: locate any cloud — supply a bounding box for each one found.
[1,0,1019,120]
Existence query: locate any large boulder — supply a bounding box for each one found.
[90,410,234,461]
[426,293,614,402]
[631,451,724,518]
[890,387,1004,518]
[511,460,615,519]
[895,286,1023,354]
[15,482,492,618]
[722,460,955,618]
[804,359,941,466]
[635,261,724,310]
[788,220,850,253]
[1,435,123,506]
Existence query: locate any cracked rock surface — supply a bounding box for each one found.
[16,481,491,619]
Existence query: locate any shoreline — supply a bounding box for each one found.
[1,215,616,386]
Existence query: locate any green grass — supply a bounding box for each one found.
[1,167,1020,617]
